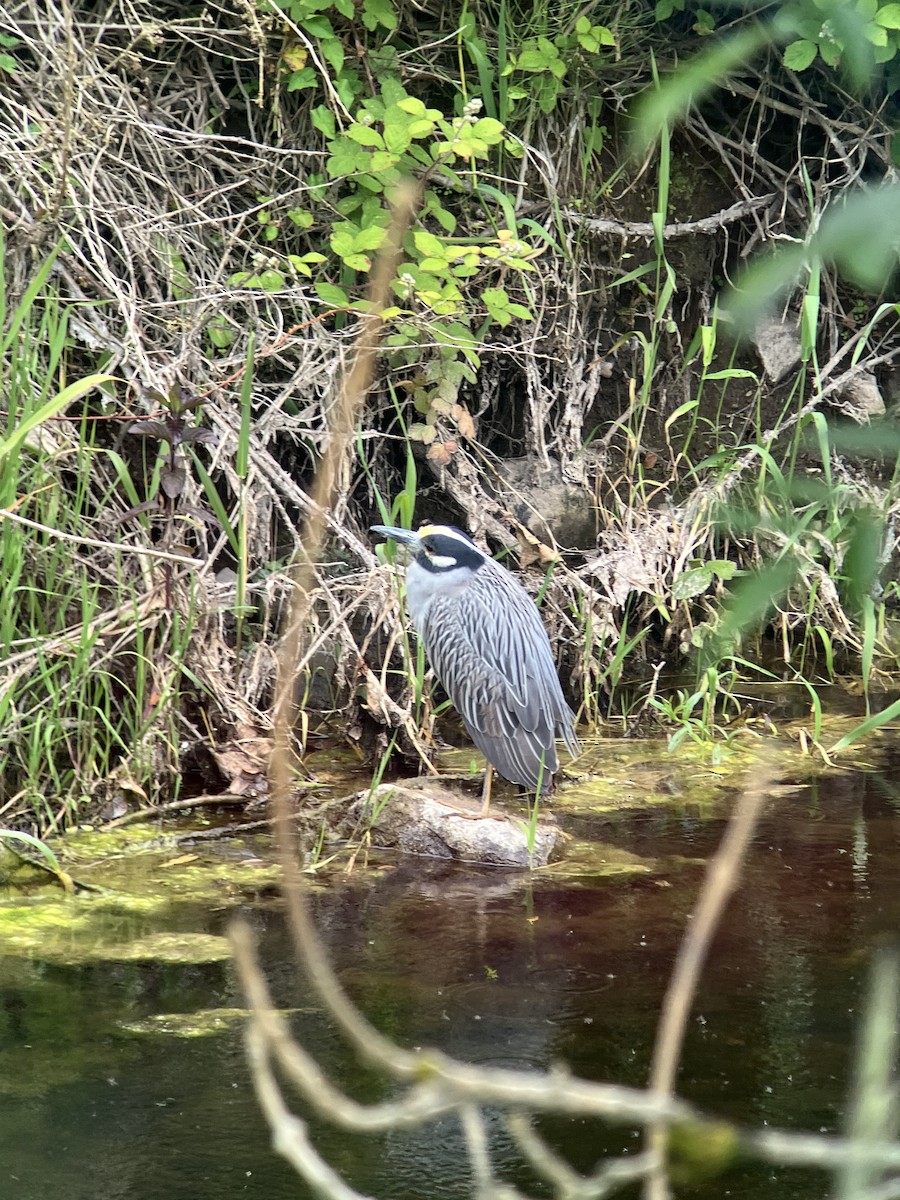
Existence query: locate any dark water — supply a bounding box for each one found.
[2,759,900,1200]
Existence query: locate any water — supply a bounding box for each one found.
[2,757,899,1199]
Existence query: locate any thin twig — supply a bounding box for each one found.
[560,195,775,240]
[265,184,424,1078]
[643,767,772,1200]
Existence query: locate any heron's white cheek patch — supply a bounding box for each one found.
[428,553,458,569]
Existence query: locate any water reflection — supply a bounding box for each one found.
[3,761,900,1198]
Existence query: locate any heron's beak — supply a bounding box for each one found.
[371,524,421,550]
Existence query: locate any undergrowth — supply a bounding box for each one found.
[2,0,900,828]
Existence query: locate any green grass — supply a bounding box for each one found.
[0,246,207,833]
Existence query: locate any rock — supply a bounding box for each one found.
[834,370,885,420]
[752,316,802,382]
[333,783,561,867]
[495,458,596,549]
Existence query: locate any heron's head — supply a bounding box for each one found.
[371,524,486,574]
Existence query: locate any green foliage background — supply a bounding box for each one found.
[3,0,900,828]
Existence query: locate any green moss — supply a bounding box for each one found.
[0,823,279,964]
[543,839,660,880]
[117,1008,251,1038]
[0,903,232,965]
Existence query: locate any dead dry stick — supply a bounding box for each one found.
[643,768,771,1200]
[265,182,425,1074]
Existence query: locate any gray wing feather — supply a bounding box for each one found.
[423,563,579,789]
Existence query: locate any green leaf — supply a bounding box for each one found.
[363,0,398,31]
[816,184,900,289]
[287,67,318,90]
[483,287,513,325]
[842,508,884,614]
[302,15,334,37]
[428,201,457,233]
[315,282,350,306]
[331,229,355,257]
[537,78,562,113]
[517,48,554,71]
[471,117,505,141]
[320,37,344,74]
[357,171,393,191]
[709,560,737,580]
[413,230,445,257]
[408,422,437,444]
[327,142,369,176]
[819,39,842,67]
[482,287,509,309]
[712,558,798,659]
[312,105,336,137]
[722,241,809,332]
[347,124,385,148]
[383,124,412,154]
[369,150,399,172]
[703,369,758,380]
[207,315,235,348]
[876,3,900,27]
[353,225,387,251]
[831,695,900,752]
[0,830,72,891]
[673,565,714,601]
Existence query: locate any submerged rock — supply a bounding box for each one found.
[334,783,561,867]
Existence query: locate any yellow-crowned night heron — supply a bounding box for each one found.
[372,523,580,814]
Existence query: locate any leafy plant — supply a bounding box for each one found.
[126,387,216,511]
[243,3,552,450]
[504,16,616,114]
[778,0,900,73]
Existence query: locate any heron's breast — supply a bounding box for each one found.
[405,563,472,637]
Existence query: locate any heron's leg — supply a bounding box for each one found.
[479,762,494,817]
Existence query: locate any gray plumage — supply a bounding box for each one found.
[372,524,579,791]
